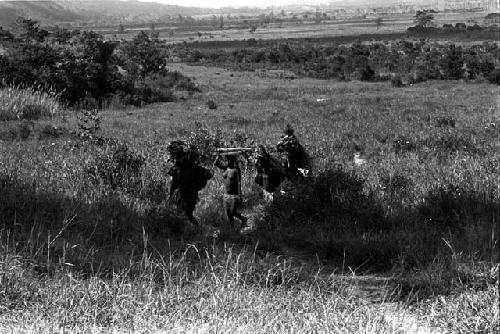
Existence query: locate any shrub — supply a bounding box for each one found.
[18,121,34,140]
[487,68,500,85]
[0,23,198,107]
[85,143,145,191]
[207,100,217,110]
[359,65,375,81]
[142,72,199,93]
[77,108,101,141]
[417,185,498,233]
[185,125,223,165]
[266,166,385,233]
[391,75,404,87]
[125,85,176,106]
[119,31,168,79]
[38,124,68,140]
[440,45,465,80]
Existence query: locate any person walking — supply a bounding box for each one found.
[167,141,212,227]
[214,154,248,232]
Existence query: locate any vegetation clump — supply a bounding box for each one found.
[176,38,498,84]
[0,19,199,107]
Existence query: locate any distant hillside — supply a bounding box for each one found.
[56,0,216,20]
[0,1,82,27]
[0,0,216,28]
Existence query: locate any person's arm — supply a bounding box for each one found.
[214,155,226,171]
[237,168,243,203]
[169,169,180,198]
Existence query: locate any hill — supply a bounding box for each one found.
[0,0,215,28]
[0,1,81,27]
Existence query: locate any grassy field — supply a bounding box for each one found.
[103,11,495,43]
[0,63,499,332]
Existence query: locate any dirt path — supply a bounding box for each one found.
[277,247,445,333]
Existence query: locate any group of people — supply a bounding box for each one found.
[167,125,310,233]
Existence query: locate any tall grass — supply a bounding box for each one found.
[0,64,498,332]
[0,242,431,333]
[0,85,62,121]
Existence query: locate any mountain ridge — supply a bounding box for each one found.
[0,0,217,27]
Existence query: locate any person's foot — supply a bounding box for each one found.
[239,217,254,234]
[240,225,254,235]
[240,216,249,228]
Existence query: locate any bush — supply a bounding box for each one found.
[487,68,500,85]
[38,124,68,140]
[266,167,385,233]
[391,75,404,87]
[0,23,199,107]
[417,185,498,233]
[18,121,34,140]
[85,143,145,191]
[440,45,465,80]
[119,31,168,79]
[207,100,217,110]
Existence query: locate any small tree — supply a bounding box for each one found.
[14,17,48,42]
[414,10,435,28]
[375,17,383,29]
[120,31,167,79]
[315,11,322,24]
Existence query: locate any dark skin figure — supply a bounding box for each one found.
[214,155,248,229]
[168,156,200,226]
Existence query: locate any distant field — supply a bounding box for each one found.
[100,11,496,43]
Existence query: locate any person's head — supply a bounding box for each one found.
[227,155,238,168]
[167,140,187,162]
[283,124,294,136]
[353,143,364,153]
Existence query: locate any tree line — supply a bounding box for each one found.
[177,38,499,85]
[0,18,198,107]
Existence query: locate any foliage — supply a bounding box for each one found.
[206,99,217,109]
[487,67,500,85]
[417,184,498,233]
[77,108,101,141]
[119,31,168,79]
[0,19,198,106]
[390,75,404,87]
[176,38,499,83]
[413,10,435,28]
[14,17,48,42]
[85,142,145,191]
